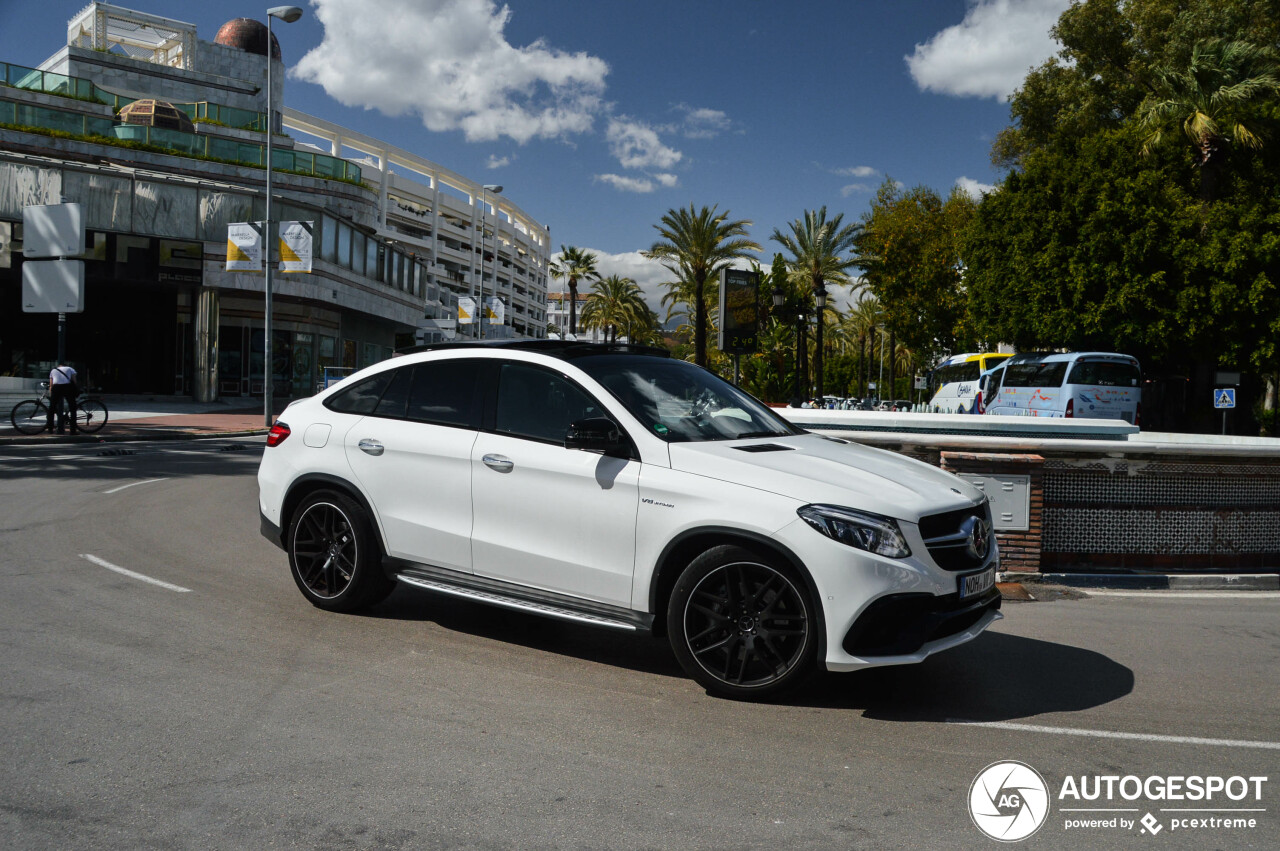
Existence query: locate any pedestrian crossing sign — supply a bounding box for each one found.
[1214,388,1236,409]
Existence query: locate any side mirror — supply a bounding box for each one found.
[565,417,627,454]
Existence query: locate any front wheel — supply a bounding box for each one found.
[287,490,394,612]
[10,400,49,435]
[76,399,108,433]
[668,545,816,700]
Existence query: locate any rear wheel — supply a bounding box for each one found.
[668,545,816,699]
[287,490,394,612]
[10,400,49,435]
[76,399,108,433]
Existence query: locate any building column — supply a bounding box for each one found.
[193,287,220,402]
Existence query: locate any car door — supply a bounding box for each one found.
[344,358,482,573]
[470,360,640,607]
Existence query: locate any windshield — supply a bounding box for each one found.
[575,356,800,443]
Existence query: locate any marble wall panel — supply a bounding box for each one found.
[199,189,256,242]
[133,179,198,239]
[0,162,62,217]
[62,170,132,230]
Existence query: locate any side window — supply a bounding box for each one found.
[405,359,482,428]
[496,362,603,444]
[373,367,412,418]
[324,370,394,414]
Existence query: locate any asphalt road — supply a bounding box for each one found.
[1,439,1276,850]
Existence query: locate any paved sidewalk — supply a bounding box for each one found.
[0,398,271,445]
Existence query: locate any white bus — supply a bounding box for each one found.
[982,351,1141,424]
[927,352,1011,414]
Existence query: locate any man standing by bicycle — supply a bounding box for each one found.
[47,362,79,435]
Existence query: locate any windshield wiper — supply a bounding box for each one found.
[734,430,792,439]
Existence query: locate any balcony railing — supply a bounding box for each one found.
[0,98,361,183]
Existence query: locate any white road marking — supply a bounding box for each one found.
[947,719,1280,751]
[79,554,192,593]
[1084,589,1280,599]
[103,478,168,494]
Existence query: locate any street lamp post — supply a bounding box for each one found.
[772,285,807,406]
[479,184,502,339]
[263,5,303,428]
[814,283,827,401]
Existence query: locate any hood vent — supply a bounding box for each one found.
[734,443,796,453]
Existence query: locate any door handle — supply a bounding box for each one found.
[358,438,384,456]
[482,453,514,473]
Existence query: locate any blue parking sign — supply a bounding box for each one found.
[1214,388,1236,409]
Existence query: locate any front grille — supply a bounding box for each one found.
[842,588,1001,657]
[920,501,993,571]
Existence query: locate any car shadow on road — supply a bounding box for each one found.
[366,585,688,680]
[794,631,1135,722]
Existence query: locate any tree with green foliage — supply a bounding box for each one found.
[644,205,760,368]
[580,274,657,344]
[855,180,978,367]
[1138,39,1280,203]
[549,246,599,337]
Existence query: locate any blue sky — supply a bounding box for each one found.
[0,0,1071,310]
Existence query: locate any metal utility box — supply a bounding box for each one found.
[957,472,1031,531]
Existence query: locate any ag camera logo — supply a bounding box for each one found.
[969,761,1051,842]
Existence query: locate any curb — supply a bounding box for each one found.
[1003,571,1280,591]
[0,428,269,447]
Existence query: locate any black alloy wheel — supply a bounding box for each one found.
[669,545,815,699]
[287,490,393,612]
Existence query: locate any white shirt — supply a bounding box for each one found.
[49,366,77,386]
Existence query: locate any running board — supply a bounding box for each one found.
[390,562,651,633]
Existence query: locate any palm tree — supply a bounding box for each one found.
[845,296,883,397]
[643,205,760,367]
[771,207,863,397]
[580,274,653,343]
[1139,39,1280,202]
[549,246,599,336]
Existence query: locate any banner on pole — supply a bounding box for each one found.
[226,222,263,271]
[458,296,476,325]
[279,220,314,273]
[485,296,505,324]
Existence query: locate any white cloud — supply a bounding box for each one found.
[594,173,656,193]
[957,176,997,198]
[486,154,511,169]
[833,165,877,178]
[653,173,679,188]
[840,183,873,197]
[905,0,1069,99]
[293,0,609,143]
[606,118,683,170]
[673,103,731,139]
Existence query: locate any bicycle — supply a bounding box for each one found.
[9,382,109,435]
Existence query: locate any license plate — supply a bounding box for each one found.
[959,567,996,600]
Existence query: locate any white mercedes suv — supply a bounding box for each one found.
[258,342,1000,699]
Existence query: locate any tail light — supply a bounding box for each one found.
[974,391,984,414]
[267,421,291,447]
[1064,398,1074,418]
[1135,402,1141,427]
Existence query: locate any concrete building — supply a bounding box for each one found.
[0,2,551,401]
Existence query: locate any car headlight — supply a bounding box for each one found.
[797,504,911,559]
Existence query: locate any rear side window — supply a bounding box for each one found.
[1068,360,1140,387]
[324,370,395,414]
[1004,361,1068,388]
[406,359,483,428]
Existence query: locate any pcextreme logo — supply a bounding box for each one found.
[969,761,1051,842]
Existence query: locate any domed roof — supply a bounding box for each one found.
[117,99,196,133]
[213,18,282,60]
